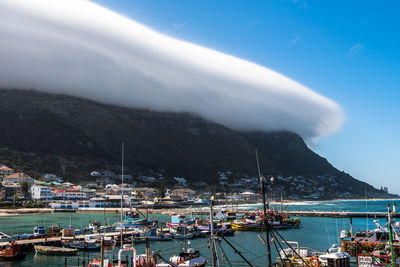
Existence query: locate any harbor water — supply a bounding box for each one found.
[0,199,399,266]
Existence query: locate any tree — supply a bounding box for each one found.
[19,181,30,199]
[12,193,22,205]
[158,186,166,198]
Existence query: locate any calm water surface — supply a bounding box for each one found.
[0,199,399,267]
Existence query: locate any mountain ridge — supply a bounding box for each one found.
[0,89,395,199]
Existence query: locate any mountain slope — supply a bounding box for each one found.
[0,89,394,199]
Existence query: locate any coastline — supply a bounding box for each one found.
[0,198,399,217]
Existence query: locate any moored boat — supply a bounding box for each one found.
[276,242,350,267]
[18,225,46,239]
[168,215,195,228]
[0,241,25,260]
[62,235,101,251]
[232,212,301,231]
[34,245,77,256]
[156,248,207,267]
[0,232,14,243]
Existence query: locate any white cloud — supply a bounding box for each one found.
[348,43,364,60]
[293,0,309,9]
[0,0,344,140]
[289,36,300,46]
[172,22,187,28]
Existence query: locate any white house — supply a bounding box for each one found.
[52,190,86,200]
[31,186,53,201]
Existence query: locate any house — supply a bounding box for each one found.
[91,170,117,185]
[132,187,158,199]
[31,186,53,202]
[0,165,14,177]
[174,177,187,185]
[52,190,86,200]
[239,191,258,202]
[42,173,63,183]
[0,184,23,200]
[3,173,35,184]
[171,188,196,199]
[62,182,74,187]
[104,195,130,207]
[107,183,133,195]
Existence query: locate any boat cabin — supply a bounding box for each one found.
[33,226,46,236]
[354,229,389,242]
[319,245,350,267]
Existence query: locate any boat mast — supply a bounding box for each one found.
[365,186,369,231]
[387,204,395,267]
[209,196,217,267]
[120,142,124,248]
[255,148,272,267]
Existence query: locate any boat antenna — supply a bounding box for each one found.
[255,148,273,267]
[120,141,124,248]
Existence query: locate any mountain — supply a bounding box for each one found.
[0,89,395,199]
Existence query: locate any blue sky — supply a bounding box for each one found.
[93,0,400,194]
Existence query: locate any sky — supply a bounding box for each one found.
[1,0,399,193]
[90,0,400,193]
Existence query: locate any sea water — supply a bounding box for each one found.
[0,199,399,267]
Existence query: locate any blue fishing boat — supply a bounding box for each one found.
[168,215,195,228]
[18,226,46,239]
[120,212,157,229]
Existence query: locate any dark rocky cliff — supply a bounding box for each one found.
[0,89,394,199]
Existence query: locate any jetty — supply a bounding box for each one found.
[0,230,136,250]
[286,210,400,218]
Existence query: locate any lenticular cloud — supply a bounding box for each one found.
[0,0,344,140]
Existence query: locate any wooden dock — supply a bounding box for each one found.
[0,230,137,250]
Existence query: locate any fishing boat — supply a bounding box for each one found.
[214,210,245,222]
[357,248,398,267]
[34,245,77,256]
[232,212,301,231]
[277,242,350,267]
[62,236,101,251]
[168,215,195,228]
[132,228,173,242]
[48,225,62,237]
[341,205,400,257]
[88,244,136,267]
[170,226,194,239]
[156,248,207,267]
[123,218,156,229]
[18,225,46,239]
[0,241,25,260]
[197,223,235,236]
[0,232,13,242]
